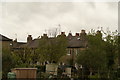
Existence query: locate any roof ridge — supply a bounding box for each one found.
[0,34,12,41]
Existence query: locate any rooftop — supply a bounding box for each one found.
[0,34,12,41]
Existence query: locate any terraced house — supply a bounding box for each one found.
[0,34,13,50]
[11,30,89,64]
[1,30,102,66]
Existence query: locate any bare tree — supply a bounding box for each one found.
[47,26,61,37]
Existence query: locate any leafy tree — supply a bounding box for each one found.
[76,30,118,78]
[105,35,117,69]
[12,48,35,67]
[117,35,120,78]
[2,47,37,78]
[76,32,107,77]
[36,35,67,64]
[2,49,15,78]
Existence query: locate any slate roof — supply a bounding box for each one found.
[13,35,87,49]
[0,34,12,41]
[27,39,40,48]
[0,33,87,50]
[13,39,40,49]
[12,42,27,49]
[26,38,55,48]
[67,36,87,48]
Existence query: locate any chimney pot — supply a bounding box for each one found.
[61,32,66,37]
[41,34,48,38]
[14,38,17,42]
[80,30,86,40]
[61,32,65,35]
[97,30,101,34]
[75,33,79,36]
[28,35,31,37]
[27,35,32,43]
[81,30,85,33]
[96,30,102,38]
[68,33,72,36]
[43,34,47,36]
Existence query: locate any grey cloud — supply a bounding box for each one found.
[0,2,118,42]
[4,2,74,20]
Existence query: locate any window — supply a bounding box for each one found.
[67,49,72,55]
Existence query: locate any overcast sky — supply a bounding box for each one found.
[0,2,118,42]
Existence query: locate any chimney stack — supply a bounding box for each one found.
[14,38,17,42]
[75,33,79,36]
[68,33,72,36]
[96,30,102,38]
[96,30,101,34]
[61,32,66,37]
[43,34,47,37]
[61,32,65,35]
[41,34,48,38]
[27,35,32,43]
[81,30,86,34]
[80,30,86,40]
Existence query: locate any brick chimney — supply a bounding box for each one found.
[96,30,102,38]
[61,32,66,36]
[68,33,72,36]
[41,34,48,38]
[75,33,79,36]
[14,38,17,42]
[96,30,101,35]
[80,30,86,40]
[27,35,32,43]
[81,30,86,34]
[67,32,72,39]
[61,32,65,35]
[43,34,47,37]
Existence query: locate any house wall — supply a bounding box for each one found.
[67,48,86,56]
[70,48,85,66]
[60,48,86,66]
[1,41,12,50]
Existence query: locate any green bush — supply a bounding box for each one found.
[88,74,100,79]
[2,49,15,79]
